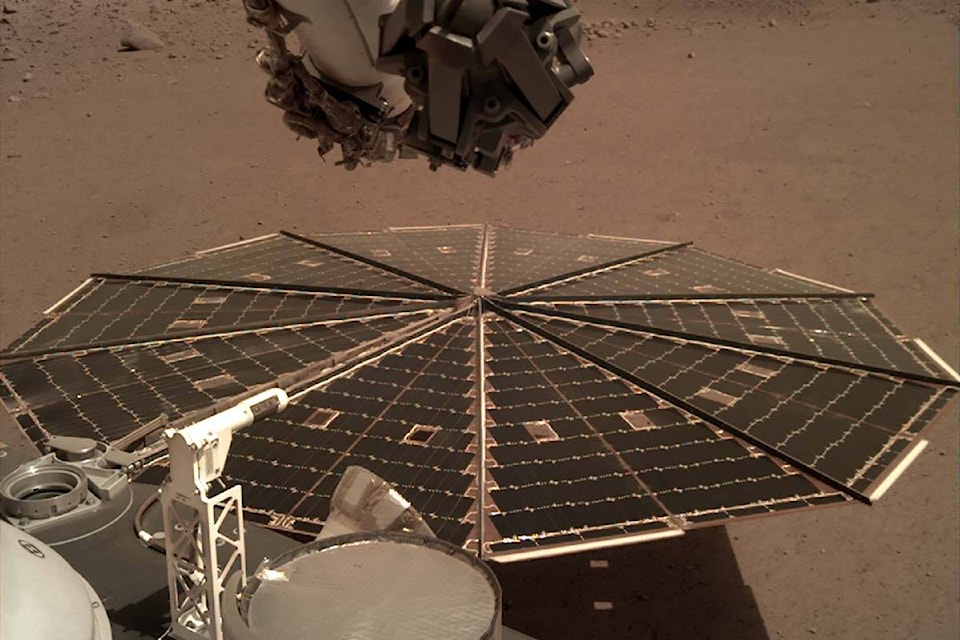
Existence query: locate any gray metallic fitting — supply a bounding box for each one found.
[243,0,593,174]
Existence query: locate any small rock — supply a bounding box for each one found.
[7,95,23,103]
[120,20,165,51]
[596,28,612,38]
[646,18,656,28]
[215,53,224,60]
[1,50,17,61]
[168,52,177,58]
[2,5,16,13]
[808,629,817,635]
[34,91,50,99]
[22,72,32,82]
[687,51,695,59]
[768,19,778,27]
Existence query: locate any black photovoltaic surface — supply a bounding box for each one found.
[0,313,430,444]
[224,318,478,543]
[1,278,435,356]
[311,225,485,292]
[136,234,443,296]
[482,314,845,557]
[485,227,674,294]
[1,226,956,560]
[517,247,842,299]
[514,310,955,496]
[530,298,945,379]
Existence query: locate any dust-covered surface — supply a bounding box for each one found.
[0,1,957,639]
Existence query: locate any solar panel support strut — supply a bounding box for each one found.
[159,389,289,640]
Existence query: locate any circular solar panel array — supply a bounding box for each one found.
[1,225,956,561]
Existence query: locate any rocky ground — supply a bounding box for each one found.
[1,1,958,639]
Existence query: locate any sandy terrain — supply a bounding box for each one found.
[1,1,957,638]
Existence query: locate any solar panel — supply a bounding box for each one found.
[515,246,846,299]
[485,228,678,294]
[134,234,448,297]
[310,225,486,293]
[1,277,440,357]
[1,225,956,561]
[524,298,947,379]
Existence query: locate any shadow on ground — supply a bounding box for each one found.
[493,527,768,640]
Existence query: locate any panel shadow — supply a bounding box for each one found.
[492,527,769,640]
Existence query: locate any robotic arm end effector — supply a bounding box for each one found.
[244,0,593,175]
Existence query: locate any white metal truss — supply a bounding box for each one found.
[161,483,247,640]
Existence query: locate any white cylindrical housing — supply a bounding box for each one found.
[176,388,290,449]
[278,0,412,115]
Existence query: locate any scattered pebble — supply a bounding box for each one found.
[769,19,778,27]
[120,19,165,51]
[22,71,32,82]
[687,51,696,59]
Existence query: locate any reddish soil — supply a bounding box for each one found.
[1,1,957,638]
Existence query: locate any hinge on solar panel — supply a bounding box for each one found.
[110,412,170,452]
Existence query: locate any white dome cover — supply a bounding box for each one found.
[0,520,111,640]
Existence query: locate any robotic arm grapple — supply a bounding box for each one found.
[243,0,593,175]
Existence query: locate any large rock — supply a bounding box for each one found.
[120,20,165,51]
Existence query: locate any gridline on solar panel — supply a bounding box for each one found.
[135,234,442,295]
[0,313,428,445]
[518,247,843,299]
[223,317,480,545]
[311,226,485,292]
[485,227,673,294]
[481,313,843,556]
[529,298,947,379]
[1,278,438,356]
[515,311,955,497]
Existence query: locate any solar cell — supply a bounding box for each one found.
[516,247,846,299]
[311,225,485,292]
[135,234,447,296]
[526,298,946,379]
